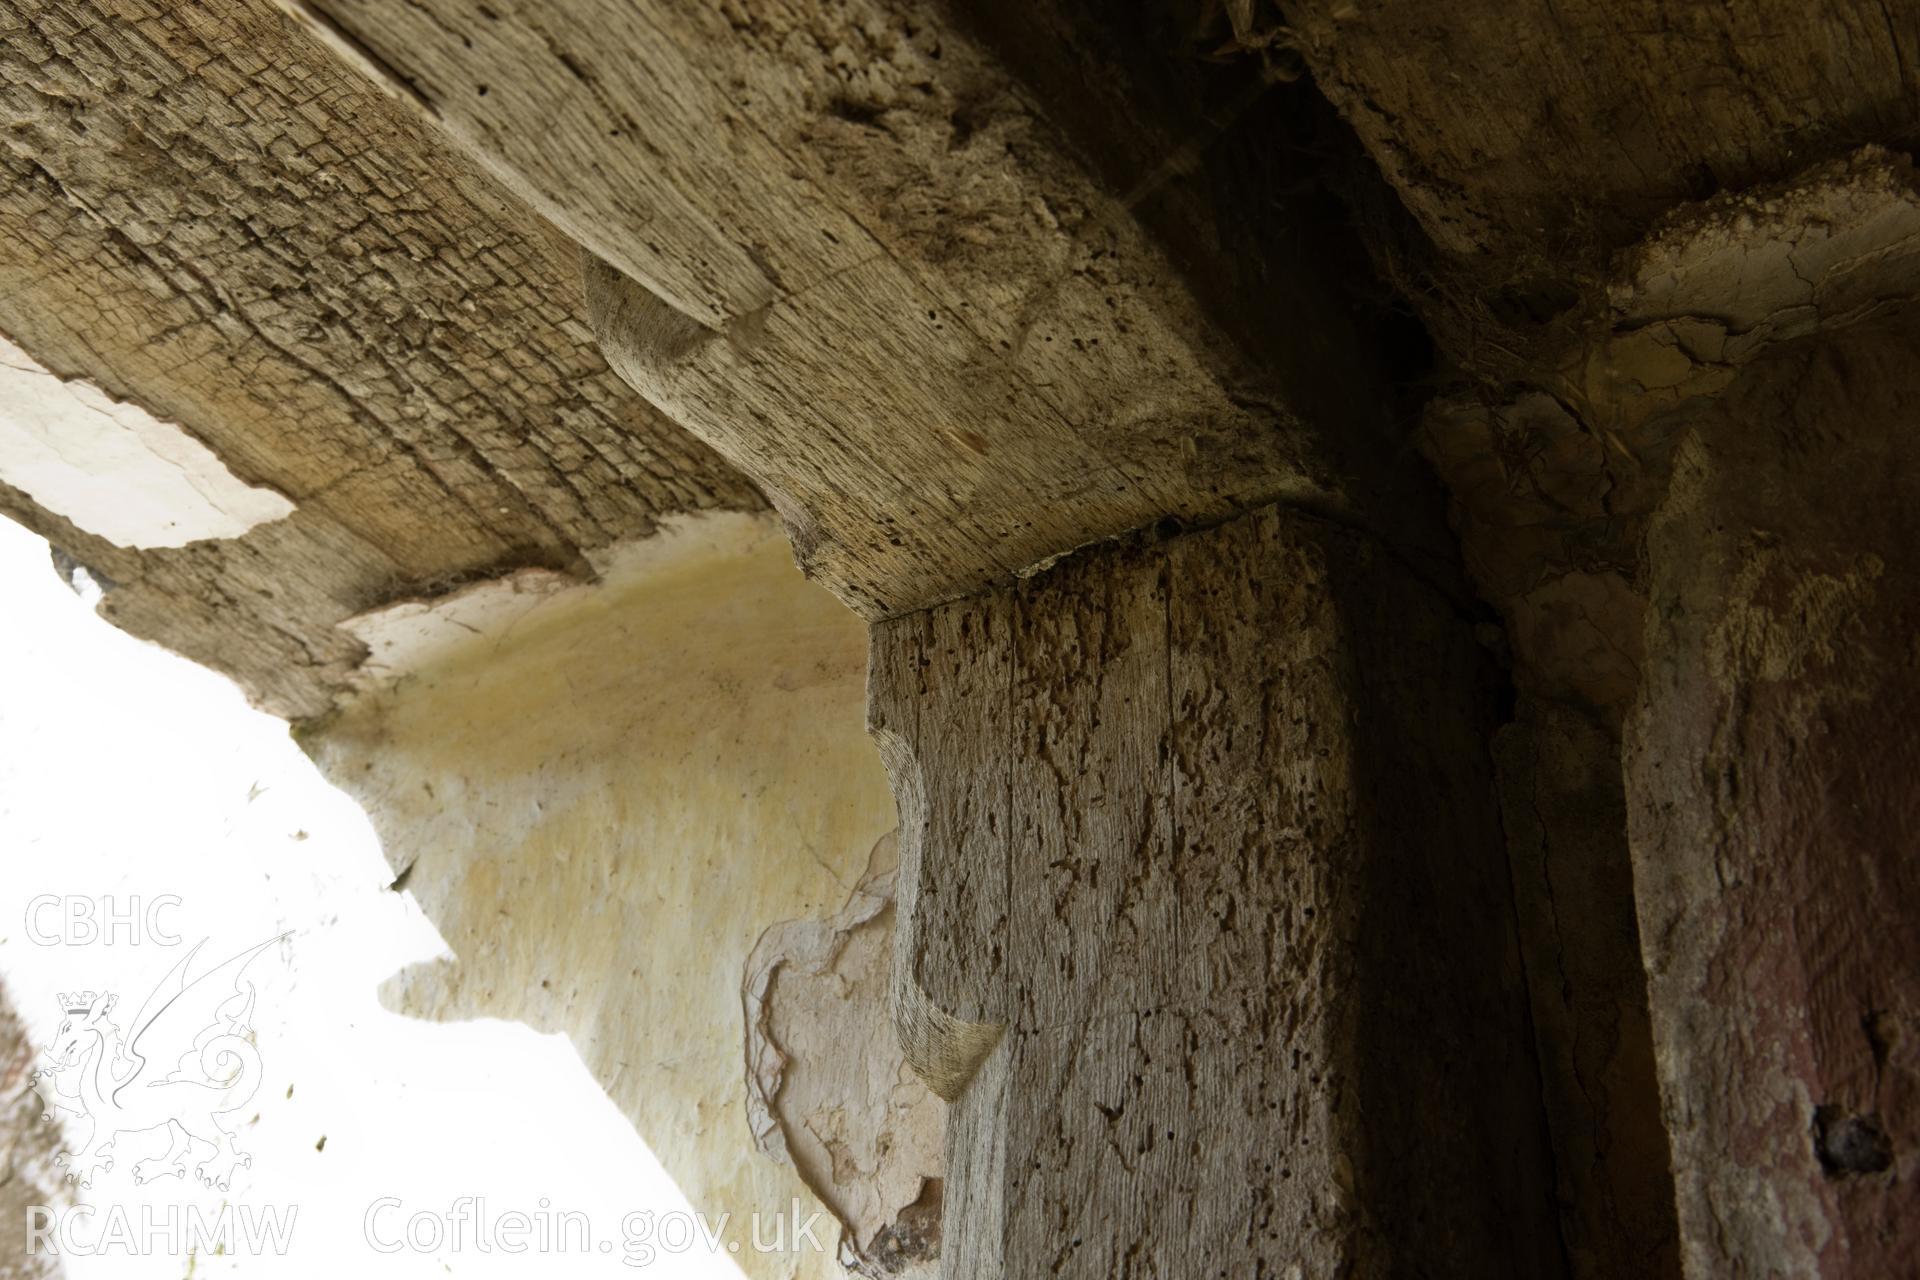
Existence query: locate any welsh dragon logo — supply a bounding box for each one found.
[28,936,282,1191]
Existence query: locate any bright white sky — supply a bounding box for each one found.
[0,515,742,1278]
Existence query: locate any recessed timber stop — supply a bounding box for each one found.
[869,501,1561,1277]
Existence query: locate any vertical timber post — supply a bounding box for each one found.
[870,503,1563,1277]
[1626,310,1920,1277]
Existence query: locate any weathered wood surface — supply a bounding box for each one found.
[1402,155,1920,1279]
[0,0,760,717]
[1288,0,1920,273]
[871,504,1561,1276]
[282,0,1410,620]
[1627,308,1920,1277]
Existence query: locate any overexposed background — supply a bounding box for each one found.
[0,514,740,1277]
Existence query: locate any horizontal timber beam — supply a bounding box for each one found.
[280,0,1405,618]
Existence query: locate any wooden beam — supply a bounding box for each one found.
[1287,0,1920,268]
[0,0,760,717]
[281,0,1386,618]
[1627,307,1920,1277]
[870,502,1563,1276]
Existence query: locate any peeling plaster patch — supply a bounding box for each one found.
[340,511,788,684]
[744,831,944,1277]
[340,564,578,681]
[308,509,900,1279]
[1615,147,1920,343]
[0,334,294,547]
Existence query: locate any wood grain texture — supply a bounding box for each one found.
[1407,167,1920,1279]
[872,504,1563,1277]
[1626,307,1920,1278]
[1288,0,1920,272]
[281,0,1402,619]
[870,591,1014,1101]
[0,0,760,717]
